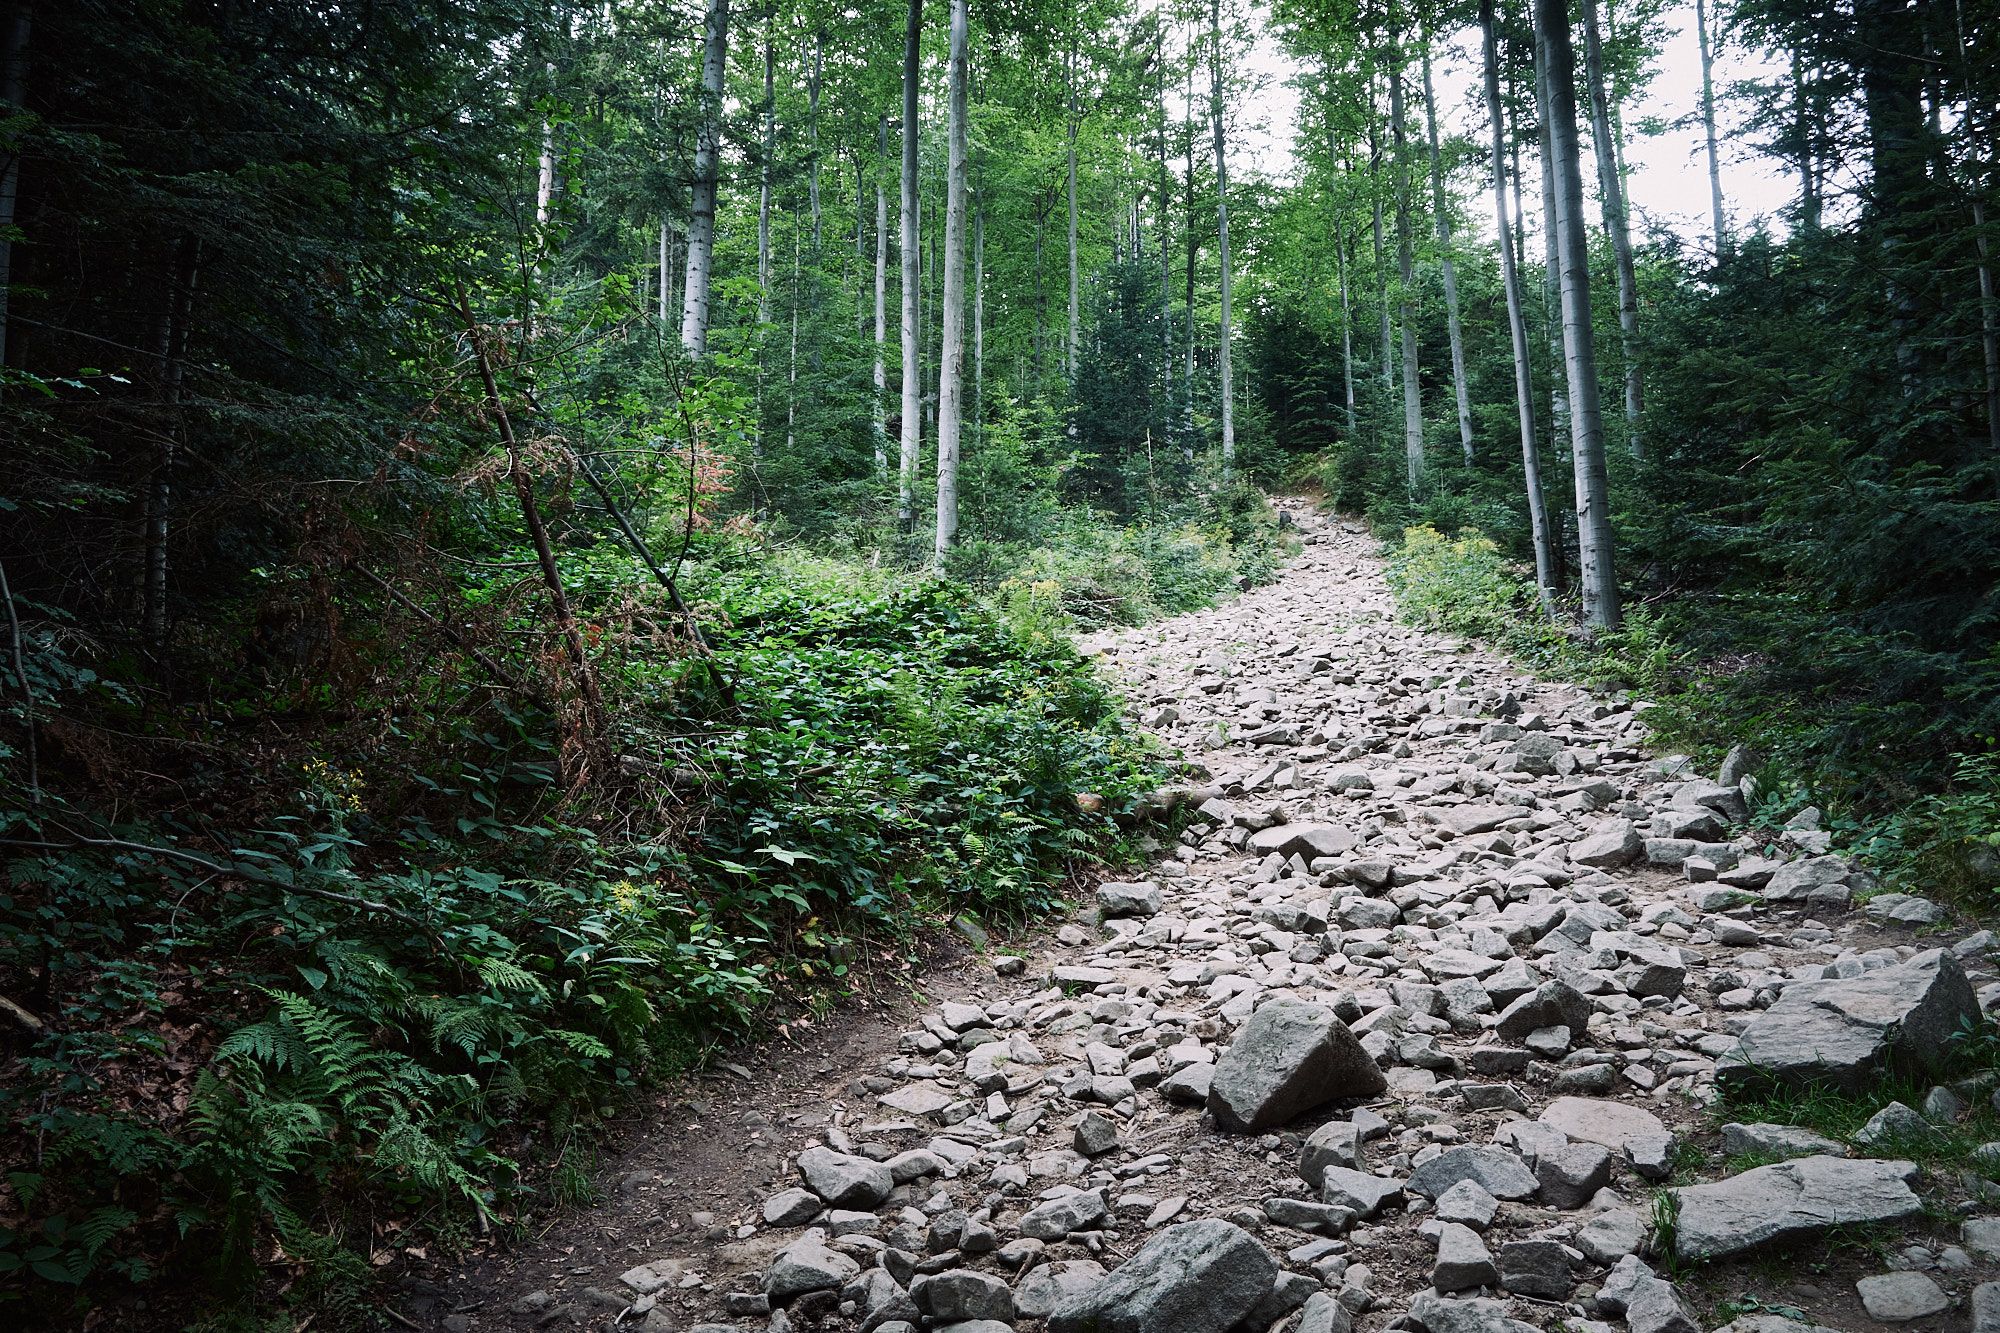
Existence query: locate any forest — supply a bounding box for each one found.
[2,0,2000,1324]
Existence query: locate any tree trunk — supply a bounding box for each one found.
[141,237,199,651]
[1482,0,1560,603]
[898,0,923,530]
[973,188,985,445]
[758,22,774,327]
[1536,0,1620,627]
[1536,77,1570,462]
[1386,41,1423,491]
[1336,213,1357,434]
[874,117,889,473]
[1066,39,1081,380]
[1210,0,1234,478]
[1367,97,1394,394]
[1420,39,1475,466]
[1694,0,1727,257]
[1581,0,1644,459]
[680,0,730,355]
[658,217,671,324]
[1157,27,1174,444]
[934,0,969,563]
[1955,0,2000,450]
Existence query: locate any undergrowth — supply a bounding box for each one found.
[0,529,1245,1322]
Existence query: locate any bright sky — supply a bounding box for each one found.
[1235,0,1797,249]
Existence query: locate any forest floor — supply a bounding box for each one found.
[402,505,2000,1333]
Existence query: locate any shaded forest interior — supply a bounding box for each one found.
[1,0,1998,1320]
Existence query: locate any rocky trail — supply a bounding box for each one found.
[415,507,2000,1333]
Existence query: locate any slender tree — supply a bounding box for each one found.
[1419,33,1474,465]
[1482,0,1560,602]
[1694,0,1727,256]
[874,117,889,473]
[934,0,969,562]
[681,0,731,355]
[1536,0,1620,626]
[898,0,923,530]
[1581,0,1643,458]
[1386,33,1423,490]
[1211,0,1234,477]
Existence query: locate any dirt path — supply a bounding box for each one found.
[407,506,1996,1333]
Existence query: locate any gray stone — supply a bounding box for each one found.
[1296,1292,1354,1333]
[1263,1197,1355,1234]
[910,1270,1015,1323]
[1536,1142,1612,1209]
[1207,998,1386,1133]
[1407,1290,1540,1333]
[796,1146,893,1208]
[1711,1321,1841,1333]
[1495,1240,1572,1299]
[1019,1188,1109,1239]
[1867,893,1946,926]
[1073,1110,1120,1157]
[1408,1146,1539,1202]
[1538,1096,1666,1150]
[1298,1119,1363,1190]
[1855,1272,1950,1322]
[1964,1216,2000,1262]
[1494,980,1592,1046]
[1623,1276,1699,1333]
[1014,1261,1104,1320]
[1432,1222,1498,1292]
[1318,1165,1406,1218]
[1160,1061,1214,1104]
[1572,821,1644,868]
[1717,1122,1845,1161]
[1576,1208,1649,1263]
[1854,1100,1935,1147]
[1433,1179,1499,1230]
[1716,948,1979,1093]
[1249,823,1357,860]
[762,1187,821,1226]
[853,1270,919,1332]
[763,1234,859,1302]
[1047,1218,1278,1333]
[1098,880,1163,918]
[1975,1282,2000,1333]
[1666,1156,1922,1260]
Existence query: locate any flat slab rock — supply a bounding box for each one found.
[1716,948,1979,1094]
[1666,1155,1922,1260]
[1207,997,1386,1132]
[1537,1096,1667,1149]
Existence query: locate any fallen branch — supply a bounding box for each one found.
[353,564,529,694]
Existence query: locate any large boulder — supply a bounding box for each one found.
[1408,1146,1540,1201]
[1537,1097,1667,1150]
[1715,948,1979,1094]
[1665,1156,1921,1260]
[1047,1219,1278,1333]
[1097,880,1163,918]
[1208,998,1385,1133]
[1248,823,1357,860]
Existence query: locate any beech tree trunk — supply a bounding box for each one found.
[0,5,28,381]
[680,0,730,355]
[1482,0,1561,602]
[1210,0,1234,478]
[1367,97,1394,394]
[973,189,985,444]
[1066,39,1081,380]
[1695,0,1727,257]
[1386,42,1423,490]
[808,31,824,250]
[757,22,774,327]
[1536,0,1621,627]
[1336,212,1357,434]
[874,117,889,473]
[934,0,969,563]
[1420,39,1474,466]
[1582,0,1644,459]
[898,0,923,530]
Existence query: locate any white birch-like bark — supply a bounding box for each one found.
[757,23,774,327]
[1420,40,1475,465]
[680,0,730,355]
[934,0,969,563]
[1066,40,1081,380]
[1211,0,1234,478]
[1536,0,1621,627]
[1482,0,1560,603]
[897,0,923,530]
[1582,0,1645,458]
[1695,0,1727,256]
[1386,42,1423,491]
[874,118,889,473]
